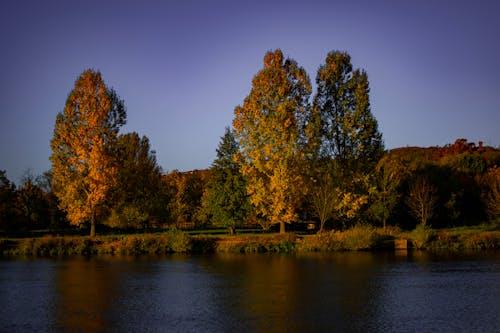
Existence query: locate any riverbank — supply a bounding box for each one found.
[1,225,499,257]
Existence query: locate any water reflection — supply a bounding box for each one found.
[54,258,120,332]
[0,252,499,332]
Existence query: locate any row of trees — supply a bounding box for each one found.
[1,51,499,236]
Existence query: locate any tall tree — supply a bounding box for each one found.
[311,51,384,227]
[313,51,383,170]
[107,132,166,229]
[202,127,252,234]
[233,49,312,233]
[50,69,126,236]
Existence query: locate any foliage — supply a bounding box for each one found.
[483,166,500,221]
[308,161,341,231]
[201,128,252,234]
[50,69,126,236]
[163,169,209,228]
[409,224,436,249]
[313,51,384,171]
[215,233,297,253]
[298,225,395,252]
[308,51,384,228]
[233,49,312,233]
[106,132,167,229]
[12,171,51,229]
[368,155,405,228]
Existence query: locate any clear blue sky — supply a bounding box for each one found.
[1,0,499,183]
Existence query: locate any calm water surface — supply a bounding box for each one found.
[1,251,499,332]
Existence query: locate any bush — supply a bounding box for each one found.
[410,224,436,249]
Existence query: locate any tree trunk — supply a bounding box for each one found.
[228,226,235,236]
[90,213,96,237]
[279,221,285,234]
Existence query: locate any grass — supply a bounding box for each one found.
[1,224,499,257]
[298,224,398,252]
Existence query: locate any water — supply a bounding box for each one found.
[1,251,499,332]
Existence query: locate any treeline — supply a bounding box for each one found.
[1,140,499,235]
[1,50,499,236]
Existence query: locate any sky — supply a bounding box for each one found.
[1,0,499,184]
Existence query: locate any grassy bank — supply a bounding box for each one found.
[1,225,499,257]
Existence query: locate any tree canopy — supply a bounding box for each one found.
[50,69,126,236]
[233,49,312,233]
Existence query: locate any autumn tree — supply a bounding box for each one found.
[406,176,438,226]
[50,69,126,236]
[311,51,383,227]
[107,132,166,229]
[233,49,312,233]
[202,127,252,234]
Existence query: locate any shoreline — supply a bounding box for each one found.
[1,226,499,257]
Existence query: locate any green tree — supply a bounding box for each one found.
[233,49,312,233]
[313,51,383,170]
[311,51,384,227]
[107,132,166,229]
[50,69,126,236]
[202,127,252,234]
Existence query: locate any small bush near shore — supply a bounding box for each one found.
[410,224,436,250]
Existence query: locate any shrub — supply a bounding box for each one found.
[410,224,436,249]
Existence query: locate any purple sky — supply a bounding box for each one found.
[1,0,499,184]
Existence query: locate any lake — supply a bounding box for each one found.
[1,251,499,332]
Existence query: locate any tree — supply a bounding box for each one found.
[107,132,166,229]
[313,51,383,170]
[14,170,50,230]
[310,51,383,227]
[163,169,208,229]
[406,176,438,226]
[484,166,500,222]
[50,69,126,236]
[202,127,252,234]
[308,160,341,232]
[233,49,312,233]
[368,155,405,228]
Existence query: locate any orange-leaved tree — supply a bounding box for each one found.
[233,49,312,233]
[50,69,126,236]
